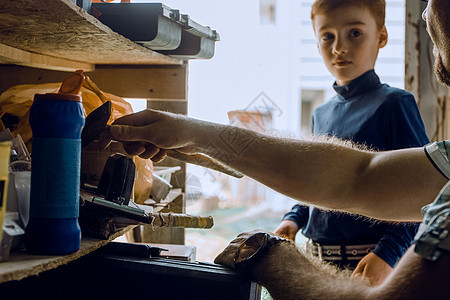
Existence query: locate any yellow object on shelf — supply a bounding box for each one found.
[0,141,11,243]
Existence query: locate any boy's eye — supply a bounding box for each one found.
[349,30,362,38]
[322,33,334,41]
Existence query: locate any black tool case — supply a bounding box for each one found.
[92,2,219,59]
[0,244,261,300]
[92,3,182,50]
[159,14,219,59]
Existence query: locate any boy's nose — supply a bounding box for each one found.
[332,39,348,55]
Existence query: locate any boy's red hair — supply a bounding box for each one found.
[311,0,386,30]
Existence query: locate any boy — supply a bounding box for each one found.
[274,0,428,286]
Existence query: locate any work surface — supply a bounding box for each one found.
[0,225,135,283]
[0,189,188,284]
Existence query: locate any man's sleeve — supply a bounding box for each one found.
[372,223,419,267]
[414,142,450,261]
[282,204,309,229]
[424,141,450,180]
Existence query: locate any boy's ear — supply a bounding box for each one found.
[378,25,388,49]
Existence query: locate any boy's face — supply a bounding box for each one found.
[313,5,387,86]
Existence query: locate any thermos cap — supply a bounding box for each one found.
[34,93,82,102]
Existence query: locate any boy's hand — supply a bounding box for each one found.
[274,220,299,241]
[351,252,393,286]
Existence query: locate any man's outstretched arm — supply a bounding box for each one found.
[214,231,450,300]
[109,109,447,221]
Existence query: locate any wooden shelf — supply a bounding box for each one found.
[0,225,136,284]
[0,0,182,71]
[0,0,195,286]
[0,190,184,284]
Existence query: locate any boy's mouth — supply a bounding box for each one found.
[334,60,352,67]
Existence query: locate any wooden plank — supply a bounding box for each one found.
[0,65,75,95]
[0,43,94,72]
[87,65,188,100]
[0,65,188,101]
[0,0,182,68]
[0,225,136,284]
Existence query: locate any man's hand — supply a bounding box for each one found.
[274,220,299,241]
[351,252,393,286]
[106,109,198,161]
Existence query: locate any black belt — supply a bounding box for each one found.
[306,240,376,262]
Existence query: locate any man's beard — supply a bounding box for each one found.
[433,49,450,86]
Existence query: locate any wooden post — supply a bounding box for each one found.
[405,2,448,141]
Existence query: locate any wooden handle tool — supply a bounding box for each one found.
[150,212,214,229]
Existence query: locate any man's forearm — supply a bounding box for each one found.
[110,110,447,221]
[370,248,450,300]
[250,242,370,299]
[250,243,450,300]
[194,123,446,221]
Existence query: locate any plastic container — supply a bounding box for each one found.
[92,3,182,50]
[25,93,85,255]
[160,14,220,59]
[92,3,219,59]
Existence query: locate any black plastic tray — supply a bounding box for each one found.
[92,3,182,50]
[92,3,220,59]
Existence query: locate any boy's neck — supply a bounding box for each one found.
[335,69,375,86]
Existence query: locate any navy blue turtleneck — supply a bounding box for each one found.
[283,70,429,267]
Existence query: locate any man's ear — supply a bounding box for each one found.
[317,42,321,55]
[379,25,388,49]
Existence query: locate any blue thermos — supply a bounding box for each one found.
[25,91,85,255]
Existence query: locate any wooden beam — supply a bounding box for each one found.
[87,65,188,100]
[0,0,182,68]
[0,43,94,72]
[0,65,188,101]
[0,65,74,94]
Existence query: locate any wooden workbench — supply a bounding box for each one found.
[0,225,134,284]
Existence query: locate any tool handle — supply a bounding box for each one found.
[150,213,214,229]
[166,149,244,178]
